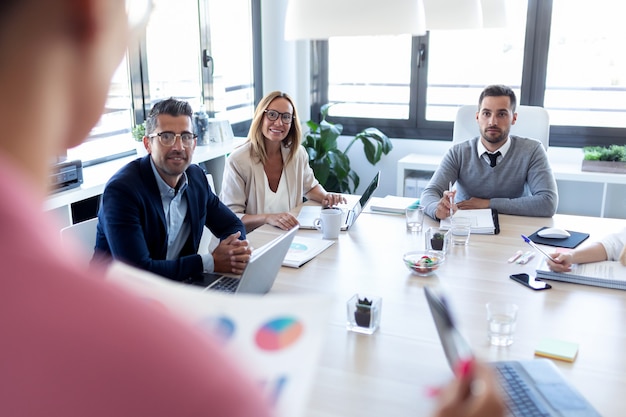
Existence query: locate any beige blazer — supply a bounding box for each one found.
[220,142,319,217]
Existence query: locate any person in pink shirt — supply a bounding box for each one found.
[0,0,504,416]
[0,1,270,416]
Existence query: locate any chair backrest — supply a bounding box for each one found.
[60,217,98,265]
[198,173,218,254]
[60,217,98,248]
[205,173,215,192]
[452,104,550,150]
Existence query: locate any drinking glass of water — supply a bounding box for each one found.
[486,301,518,346]
[405,206,424,232]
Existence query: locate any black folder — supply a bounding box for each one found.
[491,209,500,235]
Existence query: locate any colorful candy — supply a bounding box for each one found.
[406,255,441,274]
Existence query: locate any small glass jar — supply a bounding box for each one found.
[425,227,449,253]
[346,294,382,335]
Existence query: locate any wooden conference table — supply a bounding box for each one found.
[247,208,626,417]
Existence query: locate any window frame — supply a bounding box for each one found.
[130,0,262,135]
[311,0,626,148]
[74,0,262,168]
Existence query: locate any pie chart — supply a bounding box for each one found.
[198,315,236,344]
[288,242,308,253]
[255,317,303,351]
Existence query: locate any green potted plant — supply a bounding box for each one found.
[346,294,382,335]
[132,121,147,156]
[354,297,373,327]
[430,232,446,251]
[582,145,626,174]
[303,104,393,194]
[132,121,146,142]
[425,227,449,252]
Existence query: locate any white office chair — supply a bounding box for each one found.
[60,217,98,266]
[205,172,215,192]
[452,104,550,150]
[198,173,219,254]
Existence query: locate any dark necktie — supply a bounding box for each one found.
[487,151,501,167]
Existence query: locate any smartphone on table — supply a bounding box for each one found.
[510,273,551,291]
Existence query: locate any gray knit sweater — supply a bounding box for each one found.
[421,136,558,219]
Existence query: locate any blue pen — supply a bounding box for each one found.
[521,234,557,262]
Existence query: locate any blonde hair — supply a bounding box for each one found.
[247,91,302,165]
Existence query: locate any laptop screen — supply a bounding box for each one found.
[358,171,380,209]
[424,287,474,371]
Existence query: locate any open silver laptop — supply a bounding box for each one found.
[297,171,380,231]
[199,226,297,294]
[424,287,600,417]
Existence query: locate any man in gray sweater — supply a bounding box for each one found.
[421,85,558,220]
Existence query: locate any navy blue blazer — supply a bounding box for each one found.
[93,155,246,281]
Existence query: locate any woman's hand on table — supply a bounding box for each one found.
[266,212,299,230]
[322,193,347,207]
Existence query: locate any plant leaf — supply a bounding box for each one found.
[302,103,390,194]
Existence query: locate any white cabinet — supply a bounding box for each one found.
[397,149,626,219]
[396,154,439,197]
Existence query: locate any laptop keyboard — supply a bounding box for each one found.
[494,363,550,417]
[209,277,239,293]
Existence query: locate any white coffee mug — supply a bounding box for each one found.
[314,208,343,239]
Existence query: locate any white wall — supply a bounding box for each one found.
[260,0,311,120]
[336,136,451,197]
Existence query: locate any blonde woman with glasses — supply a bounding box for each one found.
[221,91,346,232]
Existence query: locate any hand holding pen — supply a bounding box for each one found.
[430,359,505,417]
[438,183,456,219]
[521,235,557,262]
[545,252,575,272]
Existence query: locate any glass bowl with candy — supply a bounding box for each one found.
[402,250,446,276]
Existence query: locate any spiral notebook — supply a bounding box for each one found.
[535,258,626,290]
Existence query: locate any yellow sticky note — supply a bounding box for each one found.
[534,338,579,362]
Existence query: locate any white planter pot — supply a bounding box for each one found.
[135,141,148,157]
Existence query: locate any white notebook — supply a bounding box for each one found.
[369,195,420,214]
[282,236,335,268]
[439,209,498,234]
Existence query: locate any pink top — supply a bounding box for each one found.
[0,153,272,417]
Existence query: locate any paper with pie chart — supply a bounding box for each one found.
[106,261,331,417]
[282,236,336,268]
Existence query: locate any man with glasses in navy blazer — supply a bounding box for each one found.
[93,98,251,282]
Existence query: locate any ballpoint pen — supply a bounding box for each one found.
[521,235,557,262]
[448,181,454,218]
